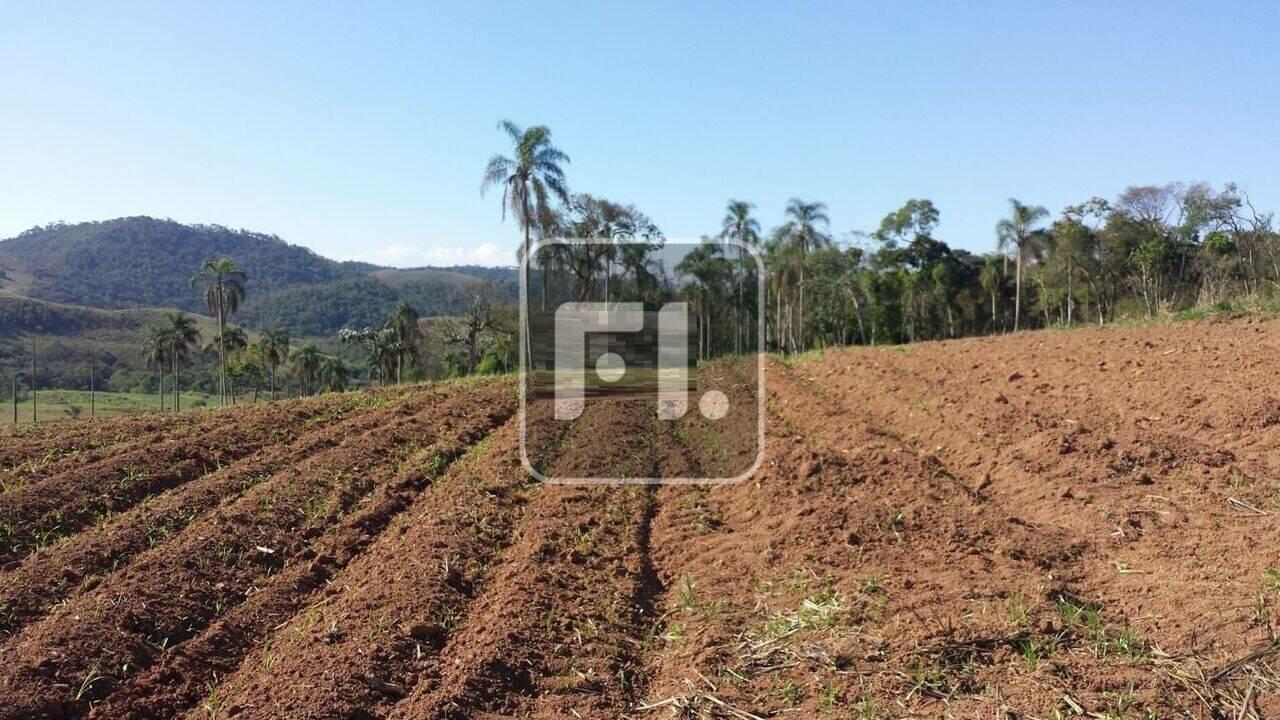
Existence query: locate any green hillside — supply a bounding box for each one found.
[0,217,518,337]
[0,217,365,311]
[0,217,519,397]
[240,270,516,336]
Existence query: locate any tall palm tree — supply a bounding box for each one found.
[143,327,171,411]
[995,198,1049,331]
[164,312,200,412]
[291,343,323,397]
[762,226,808,352]
[258,330,290,401]
[783,199,831,351]
[318,355,350,393]
[212,326,248,403]
[190,257,247,406]
[481,121,569,368]
[676,241,730,361]
[979,256,1003,332]
[387,301,422,384]
[721,200,761,354]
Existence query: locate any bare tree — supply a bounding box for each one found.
[439,284,514,374]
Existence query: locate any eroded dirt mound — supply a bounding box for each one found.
[3,318,1280,717]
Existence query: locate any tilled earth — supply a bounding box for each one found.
[4,317,1280,718]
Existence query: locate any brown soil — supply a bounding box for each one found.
[0,386,435,640]
[3,317,1280,718]
[0,394,385,566]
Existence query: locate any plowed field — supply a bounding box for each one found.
[4,317,1280,718]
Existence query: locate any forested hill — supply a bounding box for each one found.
[0,217,366,310]
[0,217,518,336]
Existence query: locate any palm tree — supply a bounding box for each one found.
[339,327,398,386]
[979,256,1003,332]
[481,120,570,368]
[143,327,171,411]
[387,301,422,384]
[291,344,323,397]
[164,312,200,412]
[190,257,247,406]
[318,355,350,393]
[995,198,1049,331]
[676,241,731,361]
[721,200,761,354]
[761,228,798,352]
[258,330,290,401]
[212,326,248,403]
[783,199,831,351]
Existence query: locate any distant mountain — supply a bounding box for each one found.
[0,217,518,337]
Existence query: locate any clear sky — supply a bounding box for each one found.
[2,2,1277,267]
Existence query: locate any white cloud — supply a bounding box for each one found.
[357,242,513,268]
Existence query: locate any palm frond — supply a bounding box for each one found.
[481,155,514,195]
[498,119,523,145]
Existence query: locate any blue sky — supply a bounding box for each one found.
[2,2,1277,266]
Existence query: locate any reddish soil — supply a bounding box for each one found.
[0,386,440,639]
[4,317,1280,718]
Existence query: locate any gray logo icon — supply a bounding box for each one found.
[520,239,764,483]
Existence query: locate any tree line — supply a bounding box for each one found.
[140,258,350,410]
[137,255,518,413]
[483,121,1279,358]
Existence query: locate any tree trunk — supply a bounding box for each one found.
[1014,243,1024,331]
[173,350,180,413]
[217,292,226,407]
[540,249,548,311]
[30,336,36,424]
[1066,262,1073,326]
[705,297,712,359]
[736,245,744,354]
[775,281,783,352]
[521,189,533,374]
[798,243,806,351]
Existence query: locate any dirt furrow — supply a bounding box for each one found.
[765,350,1259,714]
[805,341,1279,665]
[1,422,180,494]
[0,412,193,470]
[0,396,371,566]
[0,396,359,494]
[388,398,658,720]
[627,360,1196,717]
[0,386,439,641]
[93,383,517,720]
[0,382,495,719]
[163,415,527,719]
